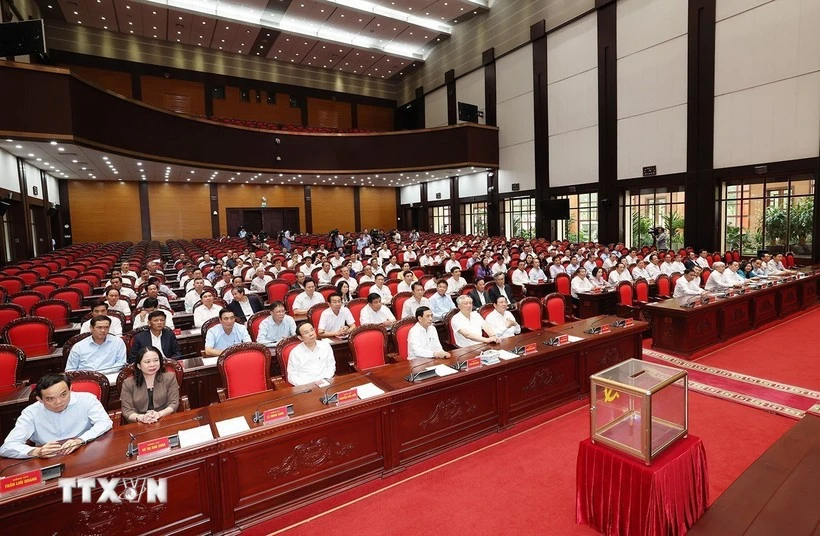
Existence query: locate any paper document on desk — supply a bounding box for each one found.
[177,424,214,448]
[567,335,583,343]
[498,350,521,360]
[215,416,250,437]
[355,382,385,400]
[201,357,219,367]
[426,364,458,377]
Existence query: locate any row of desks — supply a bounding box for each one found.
[0,316,646,534]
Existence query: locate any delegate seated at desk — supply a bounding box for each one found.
[359,293,396,327]
[0,373,113,459]
[704,262,742,292]
[318,294,356,338]
[484,296,521,339]
[428,280,456,321]
[407,306,451,360]
[450,295,501,347]
[66,315,127,373]
[129,310,182,363]
[401,283,431,319]
[204,309,252,356]
[193,290,221,328]
[80,302,124,336]
[120,346,180,424]
[287,323,335,386]
[673,269,707,298]
[133,298,176,330]
[256,301,297,347]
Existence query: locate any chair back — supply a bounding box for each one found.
[554,273,571,295]
[275,336,302,385]
[48,287,85,309]
[10,290,46,313]
[346,298,368,326]
[385,279,400,296]
[655,274,671,298]
[518,297,543,331]
[0,345,26,387]
[391,317,416,361]
[217,342,273,399]
[0,303,26,334]
[392,291,411,319]
[317,285,337,301]
[65,370,111,408]
[29,299,72,327]
[284,289,301,314]
[265,279,291,304]
[634,279,650,302]
[63,332,92,359]
[617,281,634,306]
[278,270,297,284]
[670,272,681,290]
[348,324,388,370]
[67,279,93,296]
[116,360,184,393]
[200,317,221,340]
[443,309,460,346]
[543,293,568,325]
[307,302,330,328]
[2,316,55,357]
[700,268,711,288]
[478,303,494,319]
[711,253,721,265]
[357,281,374,298]
[247,311,270,342]
[30,281,59,297]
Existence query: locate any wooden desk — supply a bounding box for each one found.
[0,384,32,444]
[577,289,618,318]
[0,317,645,534]
[525,282,555,298]
[645,270,819,357]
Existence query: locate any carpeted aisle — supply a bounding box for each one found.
[243,393,793,536]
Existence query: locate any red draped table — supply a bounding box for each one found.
[576,435,709,536]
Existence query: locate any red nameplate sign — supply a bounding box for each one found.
[524,343,537,354]
[708,296,717,303]
[599,324,610,334]
[0,469,42,494]
[623,318,634,327]
[336,388,359,405]
[173,328,182,335]
[466,357,481,370]
[263,406,290,424]
[137,437,171,457]
[727,290,735,297]
[592,287,602,294]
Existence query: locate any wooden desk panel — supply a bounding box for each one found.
[505,352,580,423]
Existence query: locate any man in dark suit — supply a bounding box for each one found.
[468,278,492,310]
[129,310,182,363]
[488,272,516,309]
[227,286,264,322]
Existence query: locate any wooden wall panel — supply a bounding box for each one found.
[218,184,305,235]
[68,181,142,243]
[310,186,355,233]
[358,104,394,131]
[140,76,206,116]
[359,187,397,231]
[212,88,303,125]
[68,66,132,98]
[148,183,212,240]
[307,98,352,129]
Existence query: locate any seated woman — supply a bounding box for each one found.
[738,261,755,280]
[590,267,609,287]
[336,280,353,305]
[570,267,596,299]
[120,346,180,424]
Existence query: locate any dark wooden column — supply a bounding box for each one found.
[596,1,619,245]
[304,186,313,233]
[419,182,429,232]
[39,170,52,249]
[531,21,551,240]
[58,180,72,247]
[487,169,500,236]
[353,186,362,231]
[351,103,358,129]
[394,188,403,231]
[449,176,460,234]
[16,158,34,258]
[138,182,151,240]
[416,86,426,128]
[483,48,497,127]
[686,0,717,253]
[446,69,457,126]
[131,72,142,100]
[209,183,220,238]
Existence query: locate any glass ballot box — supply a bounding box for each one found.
[590,359,688,464]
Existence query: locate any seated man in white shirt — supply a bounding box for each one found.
[336,266,358,294]
[484,296,521,339]
[292,279,326,315]
[359,293,396,327]
[704,262,742,292]
[446,267,467,296]
[256,301,297,347]
[528,258,548,283]
[250,268,273,293]
[631,259,652,281]
[565,257,581,278]
[384,255,402,274]
[80,301,124,336]
[646,254,662,279]
[287,323,335,386]
[67,316,127,373]
[0,373,113,459]
[549,257,566,279]
[724,260,747,286]
[371,274,393,305]
[407,306,451,360]
[137,283,172,310]
[602,255,617,271]
[402,282,431,319]
[193,290,221,328]
[318,293,356,338]
[607,263,633,285]
[696,250,711,269]
[316,261,336,286]
[358,265,376,283]
[133,298,175,330]
[766,253,794,275]
[511,263,530,294]
[107,277,136,302]
[184,277,206,313]
[673,269,707,298]
[396,270,416,294]
[570,268,596,298]
[444,257,461,274]
[660,254,678,276]
[450,295,501,348]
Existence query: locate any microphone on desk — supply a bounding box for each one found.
[251,389,312,423]
[319,372,372,405]
[0,458,36,477]
[450,343,491,371]
[126,415,204,458]
[404,358,441,381]
[680,295,702,308]
[510,331,544,354]
[583,316,610,335]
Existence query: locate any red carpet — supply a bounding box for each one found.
[242,393,793,536]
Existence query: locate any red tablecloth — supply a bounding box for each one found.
[576,435,708,536]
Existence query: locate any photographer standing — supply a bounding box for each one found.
[654,227,669,251]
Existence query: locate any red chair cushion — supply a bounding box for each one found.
[545,296,566,325]
[223,350,269,398]
[71,381,103,401]
[352,330,385,370]
[519,301,543,331]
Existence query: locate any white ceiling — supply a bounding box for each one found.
[40,0,488,80]
[0,138,490,188]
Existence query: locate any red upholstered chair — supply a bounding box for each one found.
[616,281,641,320]
[348,324,388,371]
[0,344,26,388]
[115,359,190,421]
[390,316,417,361]
[655,274,672,299]
[669,272,681,290]
[731,250,740,262]
[275,335,302,386]
[317,285,337,301]
[247,311,270,342]
[423,288,436,298]
[543,293,574,326]
[478,303,494,319]
[392,291,411,319]
[60,268,80,279]
[15,270,40,287]
[711,253,721,265]
[265,279,291,304]
[412,267,425,280]
[785,253,796,268]
[199,317,221,340]
[67,279,93,296]
[216,342,274,401]
[307,302,330,329]
[284,289,301,314]
[30,299,72,328]
[634,278,651,305]
[65,370,111,408]
[418,275,434,289]
[1,317,56,357]
[357,281,374,299]
[49,287,85,309]
[443,308,460,349]
[346,298,368,327]
[518,297,547,331]
[30,281,58,297]
[62,332,92,359]
[385,279,400,296]
[554,273,571,296]
[278,270,296,285]
[10,290,45,312]
[700,268,711,288]
[0,303,26,335]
